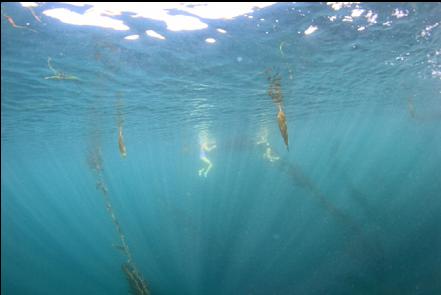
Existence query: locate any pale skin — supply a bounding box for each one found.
[198,142,216,177]
[257,133,280,163]
[264,146,280,162]
[44,57,80,80]
[2,12,37,32]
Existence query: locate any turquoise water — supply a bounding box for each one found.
[2,2,441,294]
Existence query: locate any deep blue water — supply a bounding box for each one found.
[2,2,441,295]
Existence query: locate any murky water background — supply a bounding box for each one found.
[2,2,441,294]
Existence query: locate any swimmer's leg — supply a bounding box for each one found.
[256,136,267,145]
[204,161,213,178]
[47,57,57,75]
[44,75,63,80]
[200,157,212,177]
[64,75,80,81]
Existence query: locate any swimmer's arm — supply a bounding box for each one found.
[47,57,57,75]
[44,74,80,80]
[206,144,216,151]
[44,75,61,80]
[256,136,266,145]
[45,57,80,80]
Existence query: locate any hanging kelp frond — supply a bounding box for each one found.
[122,262,151,295]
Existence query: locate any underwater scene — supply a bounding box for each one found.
[1,2,441,295]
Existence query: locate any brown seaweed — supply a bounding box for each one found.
[267,71,284,105]
[122,262,151,295]
[87,144,154,294]
[277,106,289,150]
[118,126,127,158]
[116,95,127,158]
[267,69,290,150]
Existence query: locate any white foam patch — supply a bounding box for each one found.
[205,38,216,44]
[59,2,87,7]
[365,10,378,24]
[327,2,360,11]
[161,14,207,31]
[42,3,276,32]
[20,2,38,8]
[304,25,318,35]
[43,8,129,30]
[351,9,364,18]
[217,28,227,34]
[392,9,409,19]
[146,30,165,40]
[124,34,139,40]
[177,3,275,19]
[421,22,439,38]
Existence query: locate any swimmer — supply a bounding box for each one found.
[256,136,267,146]
[4,14,25,29]
[277,104,289,151]
[198,140,216,178]
[2,12,37,32]
[256,130,279,162]
[44,57,80,80]
[27,6,41,23]
[264,144,280,162]
[118,126,127,158]
[256,128,269,146]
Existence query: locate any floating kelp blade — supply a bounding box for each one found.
[277,107,289,150]
[118,126,127,157]
[267,69,290,150]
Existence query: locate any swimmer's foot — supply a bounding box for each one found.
[198,169,204,176]
[256,136,267,145]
